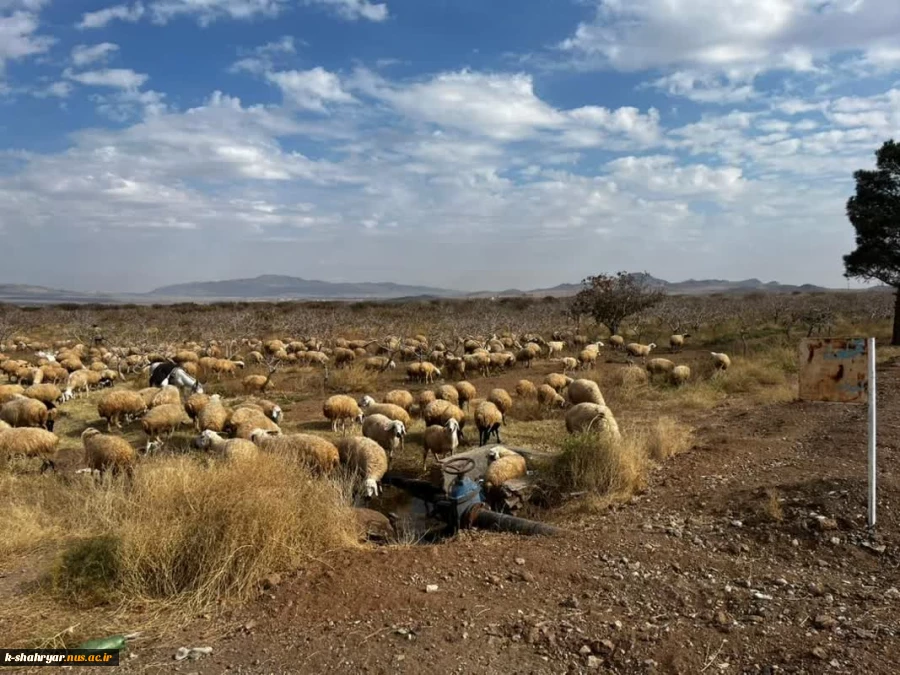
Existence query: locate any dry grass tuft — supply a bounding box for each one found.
[326,365,380,394]
[645,416,695,462]
[762,488,784,522]
[508,398,550,422]
[541,430,648,504]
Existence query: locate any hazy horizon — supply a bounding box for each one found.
[2,1,896,294]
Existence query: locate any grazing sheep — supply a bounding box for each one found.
[256,399,283,423]
[336,436,389,498]
[333,347,356,369]
[150,385,182,408]
[1,396,52,431]
[578,348,601,370]
[483,447,527,497]
[210,359,245,379]
[0,384,25,405]
[358,396,412,428]
[195,430,259,461]
[97,390,147,431]
[233,417,280,439]
[475,400,504,446]
[515,379,537,399]
[422,418,462,470]
[24,383,62,409]
[417,389,437,408]
[711,352,732,371]
[537,384,566,408]
[646,358,676,376]
[435,384,460,407]
[242,370,275,394]
[82,428,135,478]
[62,369,94,400]
[547,341,566,357]
[363,356,396,371]
[251,430,339,474]
[383,389,414,411]
[625,342,657,361]
[445,356,466,379]
[454,381,477,410]
[669,334,691,353]
[198,394,229,432]
[362,414,406,461]
[544,373,573,393]
[565,402,621,440]
[141,403,187,442]
[567,379,606,406]
[0,427,59,472]
[670,365,691,386]
[184,392,211,430]
[487,388,513,423]
[608,335,625,350]
[559,357,578,372]
[422,399,466,436]
[323,395,361,434]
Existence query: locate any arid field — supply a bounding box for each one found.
[1,291,899,674]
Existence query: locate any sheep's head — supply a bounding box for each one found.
[364,478,380,499]
[270,405,283,423]
[487,447,501,462]
[358,394,375,408]
[391,421,406,438]
[387,360,397,370]
[81,427,100,441]
[144,440,162,455]
[195,430,214,450]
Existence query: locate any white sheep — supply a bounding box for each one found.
[362,414,406,461]
[323,395,361,434]
[195,429,258,462]
[567,379,606,406]
[646,358,676,376]
[626,342,657,361]
[670,365,691,386]
[336,436,389,499]
[422,418,462,470]
[711,352,732,371]
[565,402,622,440]
[669,334,691,352]
[483,447,527,495]
[251,429,339,474]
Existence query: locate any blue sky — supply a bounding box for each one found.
[1,0,898,293]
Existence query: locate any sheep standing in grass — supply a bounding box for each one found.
[364,356,396,371]
[516,379,537,399]
[383,389,414,411]
[559,357,578,372]
[646,358,676,377]
[422,418,462,470]
[251,430,339,474]
[228,406,281,439]
[669,334,691,353]
[475,400,504,446]
[336,436,388,498]
[455,381,477,410]
[358,396,412,428]
[567,379,606,406]
[198,394,229,433]
[82,428,136,477]
[422,400,466,437]
[150,385,182,408]
[0,384,25,405]
[195,429,258,462]
[537,384,566,409]
[626,342,657,362]
[1,395,53,431]
[544,373,573,393]
[24,384,62,409]
[711,352,732,371]
[547,341,565,357]
[97,390,147,431]
[435,384,460,407]
[487,388,512,424]
[141,403,187,442]
[0,427,59,472]
[608,335,625,350]
[565,403,621,440]
[362,414,406,461]
[670,365,691,386]
[184,392,211,430]
[323,395,362,434]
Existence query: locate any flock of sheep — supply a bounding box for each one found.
[0,329,733,503]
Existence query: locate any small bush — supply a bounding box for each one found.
[508,399,548,422]
[326,365,379,394]
[52,536,120,604]
[542,430,647,502]
[646,417,695,462]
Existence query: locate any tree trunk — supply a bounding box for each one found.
[893,288,900,346]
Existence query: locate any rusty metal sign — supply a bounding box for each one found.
[798,338,869,403]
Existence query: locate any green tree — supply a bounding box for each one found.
[571,271,666,336]
[844,139,900,345]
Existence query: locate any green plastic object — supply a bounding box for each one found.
[77,635,127,651]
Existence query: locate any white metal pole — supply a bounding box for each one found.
[868,337,877,529]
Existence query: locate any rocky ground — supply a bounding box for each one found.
[81,363,900,675]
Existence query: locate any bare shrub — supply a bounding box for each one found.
[645,417,694,462]
[325,365,380,394]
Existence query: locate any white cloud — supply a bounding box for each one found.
[0,5,53,72]
[561,0,900,78]
[32,81,73,98]
[150,0,289,25]
[77,3,145,30]
[305,0,387,22]
[606,155,746,199]
[65,68,149,90]
[71,43,119,67]
[266,67,356,111]
[651,71,757,104]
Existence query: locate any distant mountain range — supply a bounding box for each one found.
[0,274,877,305]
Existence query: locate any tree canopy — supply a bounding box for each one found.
[571,271,666,336]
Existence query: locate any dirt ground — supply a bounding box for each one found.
[4,353,900,674]
[38,360,891,674]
